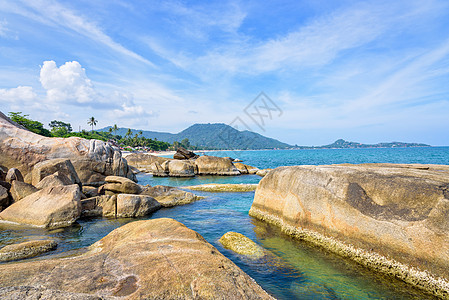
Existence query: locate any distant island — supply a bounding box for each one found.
[100,124,430,150]
[294,139,431,149]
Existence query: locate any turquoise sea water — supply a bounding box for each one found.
[1,147,448,299]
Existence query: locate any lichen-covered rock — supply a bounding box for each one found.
[0,218,274,299]
[168,160,195,177]
[195,156,241,175]
[0,184,81,228]
[10,181,38,203]
[0,240,57,262]
[250,164,449,298]
[219,232,265,259]
[5,168,23,183]
[140,185,203,207]
[116,194,161,218]
[0,112,134,184]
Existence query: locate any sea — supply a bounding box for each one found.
[1,147,448,299]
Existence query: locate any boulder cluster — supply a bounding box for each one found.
[126,149,271,178]
[0,158,201,229]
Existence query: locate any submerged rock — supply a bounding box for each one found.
[249,163,449,298]
[0,184,81,228]
[0,218,274,299]
[219,232,265,259]
[185,183,258,192]
[0,240,57,262]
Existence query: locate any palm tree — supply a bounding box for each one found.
[126,128,132,138]
[113,124,118,136]
[87,117,97,132]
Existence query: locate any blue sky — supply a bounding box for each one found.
[1,0,449,146]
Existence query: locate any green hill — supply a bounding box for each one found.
[100,123,290,150]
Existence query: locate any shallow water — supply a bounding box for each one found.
[2,147,448,298]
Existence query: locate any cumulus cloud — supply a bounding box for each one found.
[0,86,37,102]
[39,60,97,104]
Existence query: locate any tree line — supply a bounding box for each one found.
[7,112,191,151]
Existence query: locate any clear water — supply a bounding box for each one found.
[2,147,449,299]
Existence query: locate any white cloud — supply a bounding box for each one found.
[40,60,97,104]
[0,86,37,103]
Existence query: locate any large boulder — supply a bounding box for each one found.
[173,147,199,160]
[148,161,168,177]
[10,181,38,203]
[249,164,449,298]
[116,194,161,218]
[30,158,81,187]
[195,156,241,176]
[167,160,195,177]
[35,171,74,190]
[99,175,142,195]
[140,185,202,207]
[125,153,171,173]
[0,112,134,184]
[0,218,273,299]
[0,184,81,228]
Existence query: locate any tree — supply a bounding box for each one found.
[87,117,97,132]
[49,120,72,137]
[8,112,51,137]
[112,124,118,136]
[126,128,132,139]
[181,138,190,149]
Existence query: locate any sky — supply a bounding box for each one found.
[1,0,449,146]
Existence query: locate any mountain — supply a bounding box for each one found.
[100,123,291,150]
[297,139,430,149]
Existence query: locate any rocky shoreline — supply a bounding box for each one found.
[249,164,449,299]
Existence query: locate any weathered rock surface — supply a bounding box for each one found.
[148,161,168,176]
[0,286,102,300]
[173,147,199,160]
[30,158,81,187]
[125,153,170,173]
[185,183,258,192]
[0,185,10,210]
[116,194,161,218]
[256,169,272,177]
[99,176,142,195]
[168,160,195,177]
[82,186,99,198]
[35,171,74,190]
[250,164,449,298]
[195,156,241,176]
[0,218,273,299]
[234,162,249,174]
[10,181,38,203]
[0,240,57,262]
[0,184,81,228]
[140,185,202,207]
[0,112,134,184]
[219,232,265,259]
[5,168,24,183]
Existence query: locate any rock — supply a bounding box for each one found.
[185,183,258,192]
[140,185,203,207]
[195,156,241,176]
[249,164,449,298]
[125,153,171,172]
[0,218,273,299]
[0,184,81,228]
[0,286,102,300]
[82,186,98,198]
[0,112,134,184]
[116,194,161,218]
[173,147,199,160]
[99,176,142,195]
[35,171,74,190]
[245,164,260,174]
[256,169,272,177]
[234,158,243,162]
[219,232,265,259]
[0,185,10,210]
[0,240,57,262]
[5,168,24,183]
[148,161,168,177]
[167,160,195,177]
[10,181,38,203]
[0,166,7,181]
[31,158,81,188]
[234,162,249,174]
